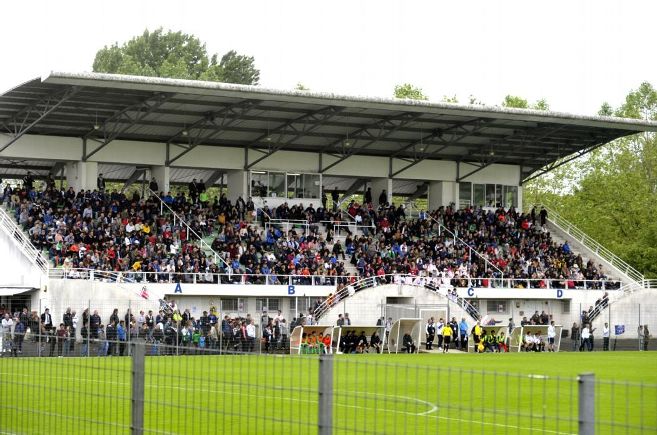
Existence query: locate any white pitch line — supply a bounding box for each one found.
[0,371,578,434]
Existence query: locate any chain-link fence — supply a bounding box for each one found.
[1,336,656,434]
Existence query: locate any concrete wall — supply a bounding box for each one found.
[29,278,655,345]
[0,226,44,288]
[2,135,524,189]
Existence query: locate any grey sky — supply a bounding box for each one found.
[2,0,655,115]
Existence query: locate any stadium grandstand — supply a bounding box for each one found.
[1,71,657,356]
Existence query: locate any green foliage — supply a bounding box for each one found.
[393,83,428,100]
[524,82,657,278]
[501,95,529,109]
[93,28,259,85]
[295,82,310,91]
[501,95,549,111]
[441,95,459,103]
[533,98,550,111]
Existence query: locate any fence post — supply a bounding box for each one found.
[578,373,595,435]
[131,342,145,435]
[318,354,334,435]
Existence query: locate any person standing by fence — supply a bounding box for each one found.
[571,322,580,352]
[603,323,610,351]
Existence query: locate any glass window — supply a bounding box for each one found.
[287,174,301,199]
[486,300,507,313]
[485,184,496,207]
[222,298,238,312]
[302,174,320,199]
[250,172,268,198]
[256,298,280,312]
[562,299,570,314]
[459,182,472,208]
[268,172,286,198]
[503,185,518,209]
[495,185,503,208]
[473,184,485,207]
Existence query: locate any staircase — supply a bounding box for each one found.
[535,204,643,285]
[147,189,230,271]
[0,205,49,275]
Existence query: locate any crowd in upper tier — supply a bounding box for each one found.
[2,177,617,290]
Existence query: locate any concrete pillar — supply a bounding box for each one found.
[151,166,170,194]
[65,161,98,192]
[517,185,523,211]
[369,178,393,206]
[428,181,457,211]
[227,169,248,204]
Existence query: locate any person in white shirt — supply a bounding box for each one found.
[580,325,592,352]
[246,320,256,352]
[1,314,14,353]
[603,322,610,351]
[547,321,557,352]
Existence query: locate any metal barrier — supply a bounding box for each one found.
[532,203,644,284]
[0,204,49,274]
[147,188,230,270]
[2,337,655,434]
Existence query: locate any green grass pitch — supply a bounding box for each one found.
[1,352,655,434]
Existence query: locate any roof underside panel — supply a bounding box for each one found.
[1,72,656,182]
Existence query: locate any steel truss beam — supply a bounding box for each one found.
[0,86,80,153]
[167,100,260,166]
[390,119,491,177]
[521,139,610,184]
[82,92,174,161]
[455,125,567,182]
[122,167,146,192]
[246,106,343,169]
[319,113,420,174]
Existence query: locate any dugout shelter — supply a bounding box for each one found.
[332,325,386,354]
[386,318,422,354]
[289,325,335,355]
[518,325,564,352]
[468,325,521,353]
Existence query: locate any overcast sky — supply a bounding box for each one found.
[2,0,655,115]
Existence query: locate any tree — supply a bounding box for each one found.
[533,99,550,111]
[502,95,529,109]
[295,83,310,91]
[394,83,428,100]
[524,82,657,278]
[92,28,260,85]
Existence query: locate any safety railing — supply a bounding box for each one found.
[264,218,310,235]
[643,279,657,289]
[147,188,230,270]
[0,205,49,275]
[47,267,624,292]
[430,217,505,279]
[47,268,356,286]
[533,203,644,284]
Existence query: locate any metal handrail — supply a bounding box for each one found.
[0,205,49,274]
[147,188,230,270]
[265,218,310,235]
[48,268,622,290]
[429,217,505,279]
[311,273,622,321]
[47,268,355,286]
[532,204,644,284]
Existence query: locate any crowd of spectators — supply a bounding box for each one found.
[339,200,618,290]
[3,177,619,295]
[2,180,357,286]
[0,300,296,357]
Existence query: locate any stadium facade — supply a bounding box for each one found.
[1,72,656,346]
